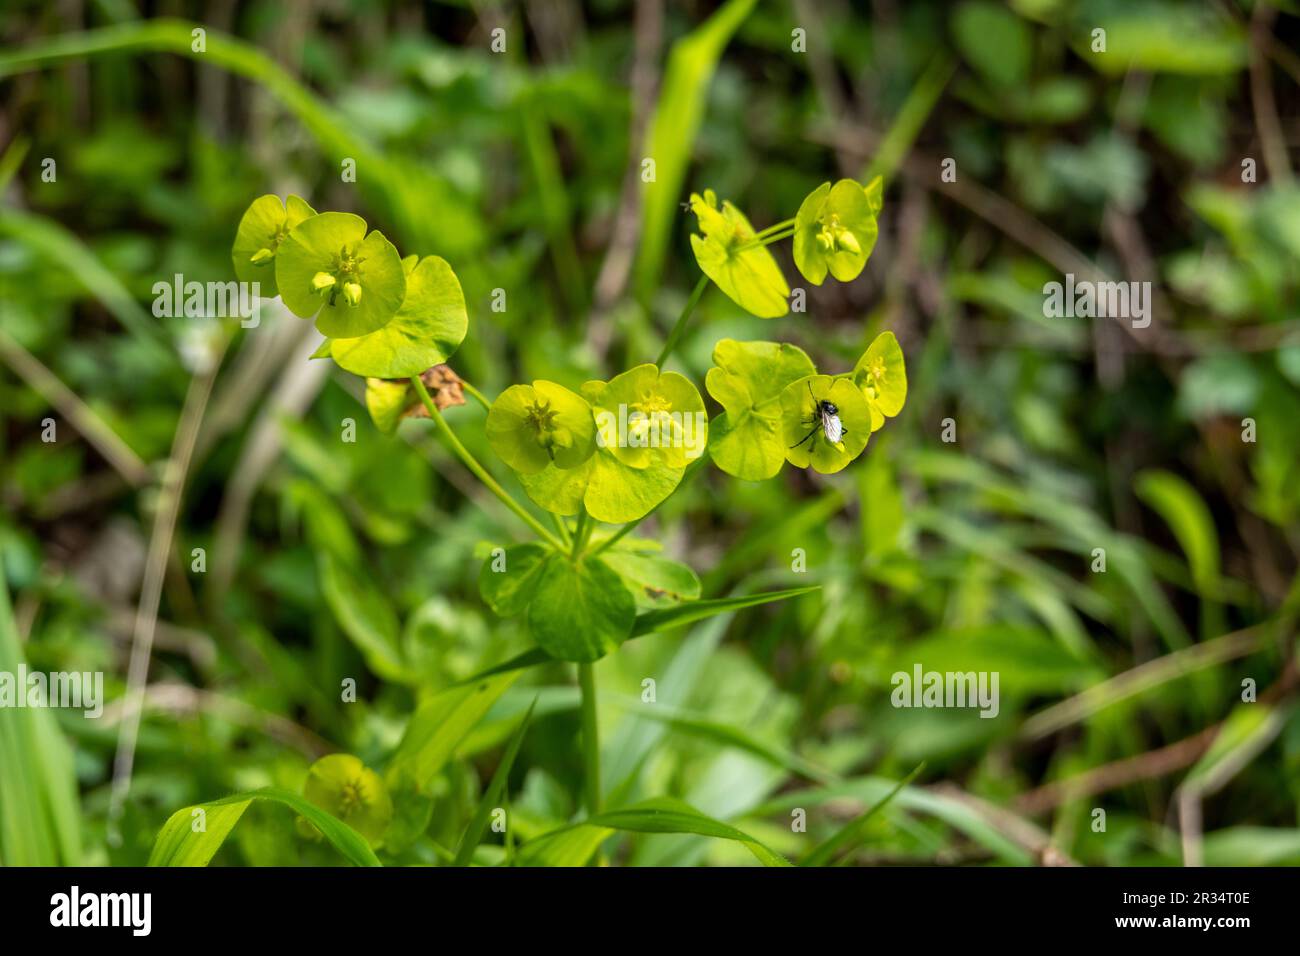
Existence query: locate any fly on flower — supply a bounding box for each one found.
[790,380,845,449]
[780,374,870,474]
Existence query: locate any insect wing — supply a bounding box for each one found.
[822,409,843,444]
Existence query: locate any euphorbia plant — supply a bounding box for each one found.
[156,175,907,866]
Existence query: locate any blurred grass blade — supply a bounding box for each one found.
[459,648,552,683]
[800,764,924,867]
[1134,470,1220,590]
[633,0,758,301]
[862,53,955,185]
[317,552,408,683]
[631,586,820,635]
[1183,704,1290,796]
[0,20,475,258]
[526,797,791,867]
[0,208,169,358]
[388,672,519,790]
[606,698,837,785]
[747,776,1033,865]
[148,787,380,867]
[0,571,82,865]
[519,824,614,867]
[453,697,536,866]
[0,20,356,157]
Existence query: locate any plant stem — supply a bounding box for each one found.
[571,509,589,561]
[655,274,709,368]
[735,227,795,254]
[578,661,601,816]
[460,380,491,411]
[755,217,795,239]
[552,513,572,547]
[410,376,567,552]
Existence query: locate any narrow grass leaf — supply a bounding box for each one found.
[148,787,380,867]
[800,763,924,867]
[388,672,519,791]
[453,698,536,866]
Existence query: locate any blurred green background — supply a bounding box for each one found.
[1,0,1299,867]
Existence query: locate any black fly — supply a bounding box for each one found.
[790,381,846,449]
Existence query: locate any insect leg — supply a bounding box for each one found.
[789,425,818,449]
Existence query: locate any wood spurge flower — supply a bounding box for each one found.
[487,381,597,474]
[275,211,406,337]
[231,193,317,298]
[301,754,392,848]
[793,179,880,285]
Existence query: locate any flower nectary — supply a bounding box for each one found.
[486,380,597,475]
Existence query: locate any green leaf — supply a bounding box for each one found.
[453,698,536,866]
[526,797,791,867]
[884,626,1101,698]
[583,446,686,524]
[479,542,553,616]
[800,763,923,866]
[631,585,820,636]
[328,255,468,378]
[0,207,168,360]
[317,551,407,682]
[518,823,615,867]
[1184,704,1285,793]
[231,194,317,299]
[456,587,821,683]
[364,377,413,435]
[746,776,1032,865]
[598,550,701,608]
[1202,827,1300,866]
[518,457,594,516]
[864,175,884,215]
[527,555,636,662]
[1134,469,1220,595]
[148,787,380,867]
[706,339,816,480]
[275,211,406,337]
[952,2,1032,88]
[606,700,835,784]
[1079,8,1247,76]
[689,190,789,317]
[388,672,520,792]
[781,374,872,474]
[0,570,81,865]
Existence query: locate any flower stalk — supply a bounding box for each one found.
[410,375,566,552]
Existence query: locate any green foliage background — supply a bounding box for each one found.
[2,0,1299,866]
